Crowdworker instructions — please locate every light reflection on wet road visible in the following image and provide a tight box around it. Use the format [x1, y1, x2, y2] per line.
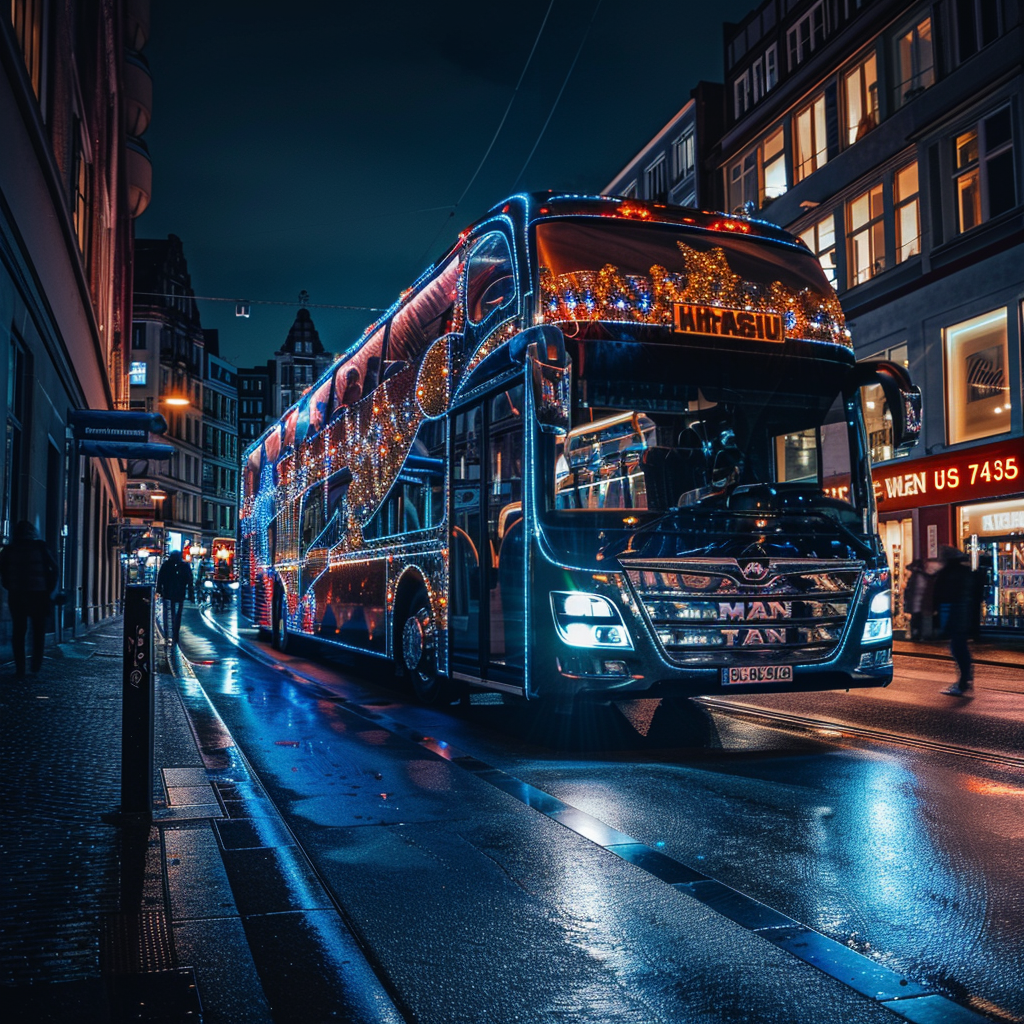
[179, 608, 1023, 1023]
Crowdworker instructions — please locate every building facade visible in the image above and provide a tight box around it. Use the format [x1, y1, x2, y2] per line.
[237, 363, 274, 450]
[270, 307, 335, 420]
[130, 236, 205, 560]
[201, 330, 239, 552]
[714, 0, 1023, 632]
[2, 0, 152, 630]
[605, 83, 725, 208]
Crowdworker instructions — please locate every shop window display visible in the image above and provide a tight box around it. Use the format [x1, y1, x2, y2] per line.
[960, 500, 1024, 629]
[944, 309, 1010, 444]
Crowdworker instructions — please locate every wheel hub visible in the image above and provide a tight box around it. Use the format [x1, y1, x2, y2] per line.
[402, 613, 426, 671]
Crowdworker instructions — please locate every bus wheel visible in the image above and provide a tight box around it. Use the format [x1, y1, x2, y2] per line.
[271, 585, 289, 652]
[401, 589, 452, 705]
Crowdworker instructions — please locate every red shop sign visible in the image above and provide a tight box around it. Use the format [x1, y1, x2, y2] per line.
[824, 438, 1024, 512]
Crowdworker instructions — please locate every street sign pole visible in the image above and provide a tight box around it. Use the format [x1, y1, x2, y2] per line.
[119, 584, 155, 820]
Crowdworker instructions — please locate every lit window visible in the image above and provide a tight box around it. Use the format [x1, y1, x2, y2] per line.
[844, 52, 878, 146]
[794, 95, 827, 182]
[954, 108, 1016, 234]
[727, 149, 758, 214]
[895, 17, 935, 107]
[129, 361, 147, 386]
[799, 215, 837, 288]
[763, 128, 787, 201]
[847, 184, 886, 285]
[895, 162, 921, 262]
[944, 309, 1010, 443]
[10, 0, 44, 99]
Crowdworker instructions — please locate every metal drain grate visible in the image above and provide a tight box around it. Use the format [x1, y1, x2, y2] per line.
[100, 909, 176, 975]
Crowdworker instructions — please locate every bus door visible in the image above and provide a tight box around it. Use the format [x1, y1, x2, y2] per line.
[449, 383, 526, 682]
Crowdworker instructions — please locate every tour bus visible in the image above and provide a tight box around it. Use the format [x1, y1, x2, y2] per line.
[239, 193, 921, 707]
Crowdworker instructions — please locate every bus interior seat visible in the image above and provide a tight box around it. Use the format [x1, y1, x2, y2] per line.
[641, 447, 697, 510]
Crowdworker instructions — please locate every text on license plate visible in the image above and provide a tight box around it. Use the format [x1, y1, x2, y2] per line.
[723, 665, 794, 684]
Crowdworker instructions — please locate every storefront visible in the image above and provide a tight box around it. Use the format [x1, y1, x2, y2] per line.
[870, 438, 1023, 634]
[959, 499, 1024, 629]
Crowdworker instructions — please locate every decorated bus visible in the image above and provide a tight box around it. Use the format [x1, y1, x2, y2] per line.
[239, 193, 921, 706]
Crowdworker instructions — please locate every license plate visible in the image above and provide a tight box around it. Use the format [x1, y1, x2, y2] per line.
[723, 665, 794, 684]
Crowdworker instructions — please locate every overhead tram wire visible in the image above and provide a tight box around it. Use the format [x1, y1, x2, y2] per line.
[134, 292, 386, 313]
[412, 0, 556, 270]
[511, 0, 604, 192]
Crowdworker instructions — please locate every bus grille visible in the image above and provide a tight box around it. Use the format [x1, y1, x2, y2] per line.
[621, 559, 862, 666]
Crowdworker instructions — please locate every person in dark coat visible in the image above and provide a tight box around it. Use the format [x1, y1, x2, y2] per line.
[904, 560, 929, 642]
[933, 546, 980, 695]
[0, 521, 58, 679]
[156, 550, 195, 646]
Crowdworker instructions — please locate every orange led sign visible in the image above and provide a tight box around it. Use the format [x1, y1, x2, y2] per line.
[673, 304, 783, 342]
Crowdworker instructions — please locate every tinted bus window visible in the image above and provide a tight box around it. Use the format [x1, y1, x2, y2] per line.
[467, 233, 516, 324]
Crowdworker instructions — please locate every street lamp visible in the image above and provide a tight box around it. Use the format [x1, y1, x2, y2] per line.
[162, 396, 189, 407]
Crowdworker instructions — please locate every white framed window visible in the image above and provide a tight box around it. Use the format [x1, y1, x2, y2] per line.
[895, 162, 921, 262]
[944, 309, 1011, 443]
[787, 0, 826, 70]
[734, 72, 751, 119]
[645, 156, 667, 201]
[894, 16, 935, 107]
[954, 108, 1016, 234]
[794, 94, 827, 182]
[847, 184, 886, 285]
[844, 51, 878, 146]
[673, 131, 695, 181]
[765, 44, 778, 91]
[727, 149, 758, 213]
[799, 215, 837, 288]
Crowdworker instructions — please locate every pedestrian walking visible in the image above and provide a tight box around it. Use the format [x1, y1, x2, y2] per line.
[904, 560, 929, 642]
[0, 521, 59, 679]
[156, 550, 195, 647]
[933, 546, 981, 696]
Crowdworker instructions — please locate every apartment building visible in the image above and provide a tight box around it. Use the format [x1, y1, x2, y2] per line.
[716, 0, 1023, 631]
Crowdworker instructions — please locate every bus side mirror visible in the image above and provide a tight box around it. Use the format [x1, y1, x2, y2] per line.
[523, 327, 571, 436]
[852, 360, 922, 453]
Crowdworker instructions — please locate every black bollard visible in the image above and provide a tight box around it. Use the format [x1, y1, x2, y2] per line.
[120, 584, 155, 819]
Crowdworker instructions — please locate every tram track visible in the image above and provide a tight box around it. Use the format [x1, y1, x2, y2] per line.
[190, 608, 1011, 1024]
[694, 696, 1024, 770]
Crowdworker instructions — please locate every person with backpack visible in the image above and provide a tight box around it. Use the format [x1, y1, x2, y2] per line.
[156, 550, 195, 647]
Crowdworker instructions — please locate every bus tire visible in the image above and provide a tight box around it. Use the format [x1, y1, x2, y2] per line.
[401, 588, 454, 705]
[271, 584, 290, 653]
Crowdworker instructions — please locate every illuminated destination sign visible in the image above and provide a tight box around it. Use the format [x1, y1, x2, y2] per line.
[673, 304, 784, 342]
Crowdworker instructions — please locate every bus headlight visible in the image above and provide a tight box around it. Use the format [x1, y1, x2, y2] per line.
[550, 591, 633, 650]
[869, 591, 891, 615]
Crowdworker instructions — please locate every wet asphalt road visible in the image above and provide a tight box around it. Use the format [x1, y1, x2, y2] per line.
[177, 606, 1023, 1024]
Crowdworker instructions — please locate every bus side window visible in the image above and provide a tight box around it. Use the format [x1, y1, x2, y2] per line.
[467, 232, 516, 325]
[300, 482, 326, 554]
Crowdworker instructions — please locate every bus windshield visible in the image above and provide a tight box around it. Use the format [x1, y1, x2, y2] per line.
[534, 218, 847, 348]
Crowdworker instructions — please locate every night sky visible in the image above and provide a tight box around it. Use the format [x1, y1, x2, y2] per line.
[138, 0, 756, 368]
